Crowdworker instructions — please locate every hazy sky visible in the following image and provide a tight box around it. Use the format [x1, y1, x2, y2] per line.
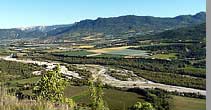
[0, 0, 206, 28]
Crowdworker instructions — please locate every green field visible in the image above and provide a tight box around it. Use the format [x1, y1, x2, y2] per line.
[5, 76, 41, 90]
[53, 49, 148, 57]
[107, 49, 148, 56]
[53, 50, 95, 57]
[0, 48, 11, 56]
[171, 96, 206, 110]
[64, 86, 206, 110]
[8, 76, 41, 85]
[64, 86, 144, 110]
[182, 66, 206, 74]
[94, 53, 125, 58]
[150, 53, 177, 59]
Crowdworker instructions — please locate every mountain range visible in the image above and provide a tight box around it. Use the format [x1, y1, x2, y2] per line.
[0, 12, 206, 41]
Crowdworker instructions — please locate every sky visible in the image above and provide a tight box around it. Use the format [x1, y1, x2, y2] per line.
[0, 0, 206, 29]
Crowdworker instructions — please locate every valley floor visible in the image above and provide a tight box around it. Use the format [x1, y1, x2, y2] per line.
[0, 55, 206, 96]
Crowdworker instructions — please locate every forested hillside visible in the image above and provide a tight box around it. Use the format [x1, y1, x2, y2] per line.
[128, 22, 206, 43]
[0, 12, 206, 40]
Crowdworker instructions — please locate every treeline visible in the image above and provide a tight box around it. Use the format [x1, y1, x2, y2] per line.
[192, 60, 206, 68]
[65, 64, 92, 86]
[124, 67, 205, 90]
[44, 54, 205, 78]
[0, 60, 42, 79]
[127, 87, 206, 110]
[129, 44, 187, 52]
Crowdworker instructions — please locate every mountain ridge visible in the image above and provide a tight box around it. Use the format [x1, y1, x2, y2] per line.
[0, 12, 206, 40]
[44, 11, 206, 37]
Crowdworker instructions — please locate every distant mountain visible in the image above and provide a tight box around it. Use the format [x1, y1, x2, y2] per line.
[16, 24, 72, 32]
[152, 23, 206, 40]
[0, 29, 23, 39]
[0, 24, 72, 40]
[0, 12, 206, 40]
[48, 12, 206, 36]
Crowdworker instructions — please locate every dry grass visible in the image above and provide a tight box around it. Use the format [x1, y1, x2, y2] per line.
[0, 86, 73, 110]
[77, 45, 95, 49]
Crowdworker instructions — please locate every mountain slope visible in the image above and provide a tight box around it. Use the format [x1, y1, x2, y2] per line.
[153, 23, 206, 40]
[0, 12, 206, 40]
[0, 24, 72, 40]
[48, 12, 206, 36]
[128, 23, 206, 43]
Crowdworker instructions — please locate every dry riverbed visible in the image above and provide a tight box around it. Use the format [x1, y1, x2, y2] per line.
[0, 55, 206, 96]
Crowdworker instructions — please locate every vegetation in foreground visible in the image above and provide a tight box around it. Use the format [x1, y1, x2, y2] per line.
[1, 65, 156, 110]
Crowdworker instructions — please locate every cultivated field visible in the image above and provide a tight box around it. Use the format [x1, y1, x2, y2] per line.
[150, 53, 178, 59]
[87, 46, 148, 57]
[64, 86, 145, 110]
[171, 96, 206, 110]
[87, 46, 138, 53]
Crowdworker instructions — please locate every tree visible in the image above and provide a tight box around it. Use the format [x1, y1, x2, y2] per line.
[88, 77, 109, 110]
[33, 65, 75, 108]
[130, 102, 155, 110]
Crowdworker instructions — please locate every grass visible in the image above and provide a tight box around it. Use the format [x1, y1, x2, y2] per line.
[9, 77, 41, 84]
[182, 66, 206, 74]
[107, 49, 148, 56]
[64, 86, 144, 110]
[0, 98, 62, 110]
[0, 73, 21, 82]
[6, 76, 41, 88]
[93, 53, 125, 58]
[0, 86, 72, 110]
[103, 89, 144, 110]
[171, 96, 206, 110]
[0, 48, 11, 56]
[150, 53, 177, 59]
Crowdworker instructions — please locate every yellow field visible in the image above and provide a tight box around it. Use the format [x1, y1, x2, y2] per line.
[77, 45, 95, 49]
[87, 46, 138, 53]
[82, 36, 102, 41]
